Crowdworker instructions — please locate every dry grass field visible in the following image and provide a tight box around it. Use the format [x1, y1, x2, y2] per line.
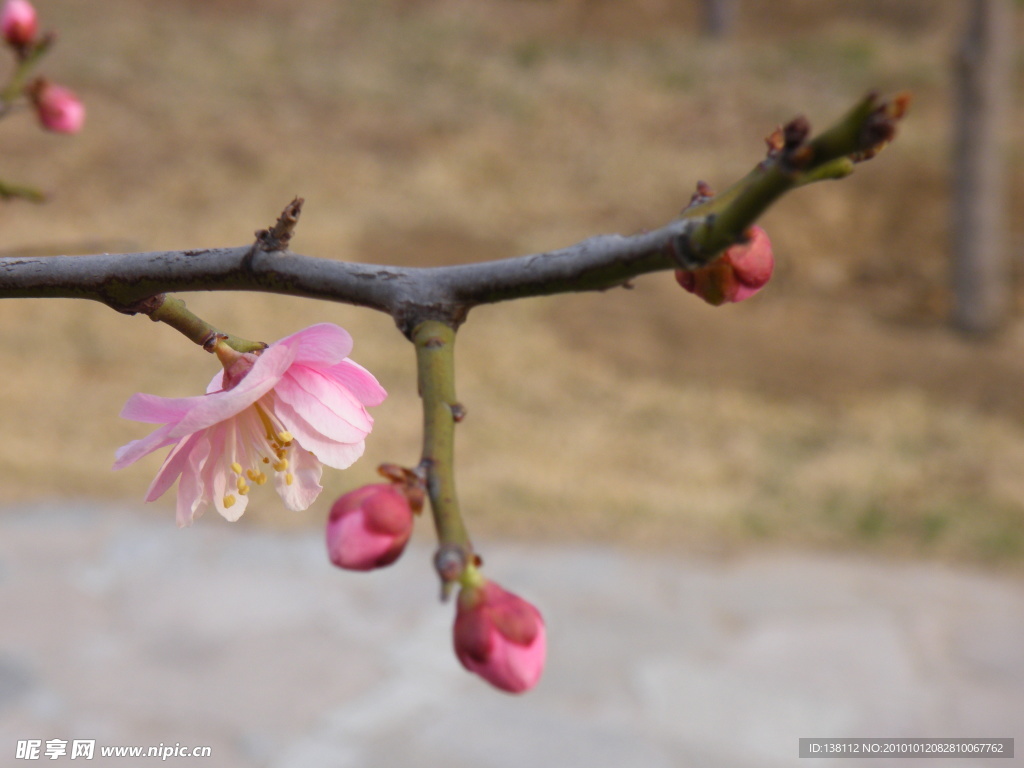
[2, 0, 1024, 568]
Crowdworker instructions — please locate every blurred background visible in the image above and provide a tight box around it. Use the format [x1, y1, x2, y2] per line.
[2, 0, 1023, 567]
[2, 2, 1024, 766]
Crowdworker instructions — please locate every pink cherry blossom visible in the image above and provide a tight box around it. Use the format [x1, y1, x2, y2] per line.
[1, 0, 37, 48]
[114, 323, 386, 527]
[326, 483, 414, 571]
[675, 225, 774, 305]
[453, 578, 546, 693]
[31, 80, 85, 134]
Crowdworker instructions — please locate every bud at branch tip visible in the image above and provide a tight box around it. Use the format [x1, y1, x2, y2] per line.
[2, 0, 37, 49]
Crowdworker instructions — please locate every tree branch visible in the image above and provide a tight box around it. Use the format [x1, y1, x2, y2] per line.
[0, 91, 909, 336]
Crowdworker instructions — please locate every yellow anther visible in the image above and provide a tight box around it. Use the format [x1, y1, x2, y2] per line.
[246, 469, 260, 482]
[277, 430, 294, 445]
[285, 473, 294, 486]
[254, 472, 268, 485]
[236, 477, 249, 494]
[273, 458, 288, 472]
[231, 462, 243, 475]
[223, 494, 236, 509]
[262, 456, 270, 464]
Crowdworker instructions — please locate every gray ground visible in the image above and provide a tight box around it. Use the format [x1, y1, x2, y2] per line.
[0, 503, 1021, 767]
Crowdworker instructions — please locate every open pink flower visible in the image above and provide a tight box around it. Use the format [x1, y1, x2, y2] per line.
[1, 0, 37, 48]
[454, 578, 546, 693]
[675, 225, 774, 305]
[114, 323, 386, 527]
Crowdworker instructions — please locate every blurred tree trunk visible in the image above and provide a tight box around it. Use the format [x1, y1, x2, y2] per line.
[700, 0, 737, 38]
[950, 0, 1014, 335]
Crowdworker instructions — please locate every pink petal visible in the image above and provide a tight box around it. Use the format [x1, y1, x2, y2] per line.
[274, 444, 323, 512]
[176, 431, 212, 527]
[274, 323, 353, 367]
[327, 511, 398, 569]
[113, 423, 179, 469]
[325, 359, 387, 407]
[120, 392, 205, 424]
[274, 368, 373, 441]
[144, 431, 204, 502]
[728, 226, 773, 288]
[199, 424, 246, 522]
[206, 370, 225, 394]
[731, 284, 762, 302]
[272, 397, 367, 469]
[486, 622, 547, 693]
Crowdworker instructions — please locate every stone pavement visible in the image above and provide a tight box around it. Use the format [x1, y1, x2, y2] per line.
[0, 502, 1021, 767]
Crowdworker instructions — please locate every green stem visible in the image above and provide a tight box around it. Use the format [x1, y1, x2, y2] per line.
[144, 294, 264, 353]
[413, 320, 473, 583]
[0, 36, 54, 106]
[0, 178, 45, 202]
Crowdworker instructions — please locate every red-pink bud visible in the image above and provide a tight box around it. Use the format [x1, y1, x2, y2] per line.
[453, 579, 546, 693]
[675, 225, 774, 305]
[31, 81, 85, 134]
[326, 484, 413, 571]
[1, 0, 36, 48]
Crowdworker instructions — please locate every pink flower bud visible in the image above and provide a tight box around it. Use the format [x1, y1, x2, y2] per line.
[453, 579, 546, 693]
[326, 484, 414, 571]
[675, 225, 774, 306]
[31, 81, 85, 134]
[1, 0, 37, 48]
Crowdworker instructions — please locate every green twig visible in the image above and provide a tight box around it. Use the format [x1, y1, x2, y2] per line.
[0, 178, 45, 202]
[0, 34, 54, 108]
[676, 91, 910, 268]
[413, 320, 473, 589]
[139, 294, 265, 353]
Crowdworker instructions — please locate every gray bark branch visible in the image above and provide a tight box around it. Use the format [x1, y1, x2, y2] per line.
[0, 219, 694, 336]
[0, 91, 909, 337]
